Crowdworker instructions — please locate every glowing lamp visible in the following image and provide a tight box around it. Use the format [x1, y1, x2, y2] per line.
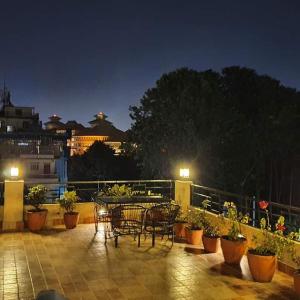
[179, 168, 190, 179]
[10, 167, 19, 177]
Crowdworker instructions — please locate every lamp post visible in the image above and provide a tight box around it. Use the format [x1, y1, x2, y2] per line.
[10, 167, 19, 178]
[3, 165, 24, 231]
[179, 168, 190, 179]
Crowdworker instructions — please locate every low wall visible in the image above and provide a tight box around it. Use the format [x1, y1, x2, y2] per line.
[23, 202, 95, 228]
[202, 209, 300, 274]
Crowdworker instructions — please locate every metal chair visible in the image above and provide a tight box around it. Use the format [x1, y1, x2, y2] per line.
[144, 203, 180, 246]
[111, 204, 146, 247]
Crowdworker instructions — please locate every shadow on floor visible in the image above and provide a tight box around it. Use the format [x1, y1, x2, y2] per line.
[184, 247, 206, 255]
[209, 262, 245, 279]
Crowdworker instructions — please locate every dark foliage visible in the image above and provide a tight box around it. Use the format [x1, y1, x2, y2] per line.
[128, 67, 300, 205]
[68, 141, 140, 180]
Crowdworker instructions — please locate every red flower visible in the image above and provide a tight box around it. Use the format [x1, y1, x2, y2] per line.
[258, 201, 269, 210]
[276, 224, 286, 232]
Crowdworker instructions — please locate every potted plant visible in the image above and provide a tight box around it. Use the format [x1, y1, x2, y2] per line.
[174, 209, 188, 240]
[185, 208, 204, 245]
[247, 201, 294, 282]
[25, 185, 48, 232]
[220, 201, 250, 264]
[201, 199, 221, 253]
[57, 191, 79, 229]
[97, 184, 133, 202]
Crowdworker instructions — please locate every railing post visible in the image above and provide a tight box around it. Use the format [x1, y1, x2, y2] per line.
[175, 180, 192, 213]
[2, 179, 24, 231]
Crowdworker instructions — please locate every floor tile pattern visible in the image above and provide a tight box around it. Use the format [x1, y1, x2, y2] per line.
[0, 224, 298, 300]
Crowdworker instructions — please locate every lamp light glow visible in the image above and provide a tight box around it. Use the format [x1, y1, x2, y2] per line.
[179, 168, 190, 178]
[10, 167, 19, 177]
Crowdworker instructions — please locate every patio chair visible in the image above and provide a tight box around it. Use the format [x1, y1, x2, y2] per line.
[111, 204, 147, 247]
[144, 203, 180, 247]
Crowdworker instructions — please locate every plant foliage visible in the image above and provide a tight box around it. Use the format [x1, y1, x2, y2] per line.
[250, 201, 294, 258]
[223, 201, 250, 241]
[26, 185, 47, 211]
[57, 191, 79, 214]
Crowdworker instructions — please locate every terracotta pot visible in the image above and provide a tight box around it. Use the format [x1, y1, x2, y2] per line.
[185, 228, 203, 245]
[27, 209, 48, 232]
[202, 235, 220, 253]
[294, 270, 300, 296]
[247, 251, 276, 282]
[64, 212, 79, 229]
[220, 236, 247, 264]
[174, 222, 188, 239]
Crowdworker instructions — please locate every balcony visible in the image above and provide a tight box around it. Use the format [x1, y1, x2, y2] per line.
[0, 180, 300, 299]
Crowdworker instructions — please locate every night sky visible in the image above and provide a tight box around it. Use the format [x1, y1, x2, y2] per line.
[0, 1, 299, 130]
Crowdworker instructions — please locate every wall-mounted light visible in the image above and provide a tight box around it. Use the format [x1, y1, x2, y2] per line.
[179, 168, 190, 179]
[10, 167, 19, 178]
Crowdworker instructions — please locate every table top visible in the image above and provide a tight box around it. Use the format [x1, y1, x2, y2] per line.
[95, 195, 169, 205]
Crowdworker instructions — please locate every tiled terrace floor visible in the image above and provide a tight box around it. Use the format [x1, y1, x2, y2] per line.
[0, 224, 298, 300]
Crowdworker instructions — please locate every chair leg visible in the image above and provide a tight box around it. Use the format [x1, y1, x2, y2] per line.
[115, 236, 118, 248]
[152, 230, 155, 247]
[138, 233, 141, 247]
[172, 227, 174, 245]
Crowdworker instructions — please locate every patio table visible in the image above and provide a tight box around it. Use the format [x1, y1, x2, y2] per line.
[93, 195, 170, 240]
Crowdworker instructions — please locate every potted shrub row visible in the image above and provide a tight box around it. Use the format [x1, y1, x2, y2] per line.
[25, 184, 80, 231]
[177, 199, 221, 252]
[180, 198, 300, 294]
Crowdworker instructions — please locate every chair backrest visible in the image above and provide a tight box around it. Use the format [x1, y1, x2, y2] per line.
[111, 204, 146, 228]
[146, 203, 180, 225]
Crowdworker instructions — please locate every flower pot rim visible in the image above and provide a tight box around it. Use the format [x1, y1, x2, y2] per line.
[64, 211, 79, 215]
[221, 235, 246, 242]
[175, 221, 188, 224]
[248, 248, 276, 257]
[187, 227, 203, 232]
[27, 208, 48, 213]
[203, 234, 220, 239]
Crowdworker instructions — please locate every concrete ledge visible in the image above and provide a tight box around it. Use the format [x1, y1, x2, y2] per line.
[23, 202, 95, 229]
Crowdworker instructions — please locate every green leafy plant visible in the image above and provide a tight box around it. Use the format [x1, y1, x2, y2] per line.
[250, 201, 294, 258]
[201, 199, 221, 237]
[57, 191, 79, 214]
[26, 185, 47, 211]
[98, 184, 133, 198]
[286, 231, 300, 270]
[175, 207, 188, 223]
[223, 201, 250, 241]
[186, 207, 205, 230]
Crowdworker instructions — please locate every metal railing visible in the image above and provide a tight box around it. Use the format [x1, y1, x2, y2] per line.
[0, 182, 4, 205]
[24, 180, 174, 204]
[191, 184, 300, 232]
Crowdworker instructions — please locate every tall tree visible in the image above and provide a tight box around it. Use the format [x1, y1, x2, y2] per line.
[129, 67, 300, 204]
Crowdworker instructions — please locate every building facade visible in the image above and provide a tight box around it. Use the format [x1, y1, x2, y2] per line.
[0, 87, 68, 184]
[45, 112, 126, 156]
